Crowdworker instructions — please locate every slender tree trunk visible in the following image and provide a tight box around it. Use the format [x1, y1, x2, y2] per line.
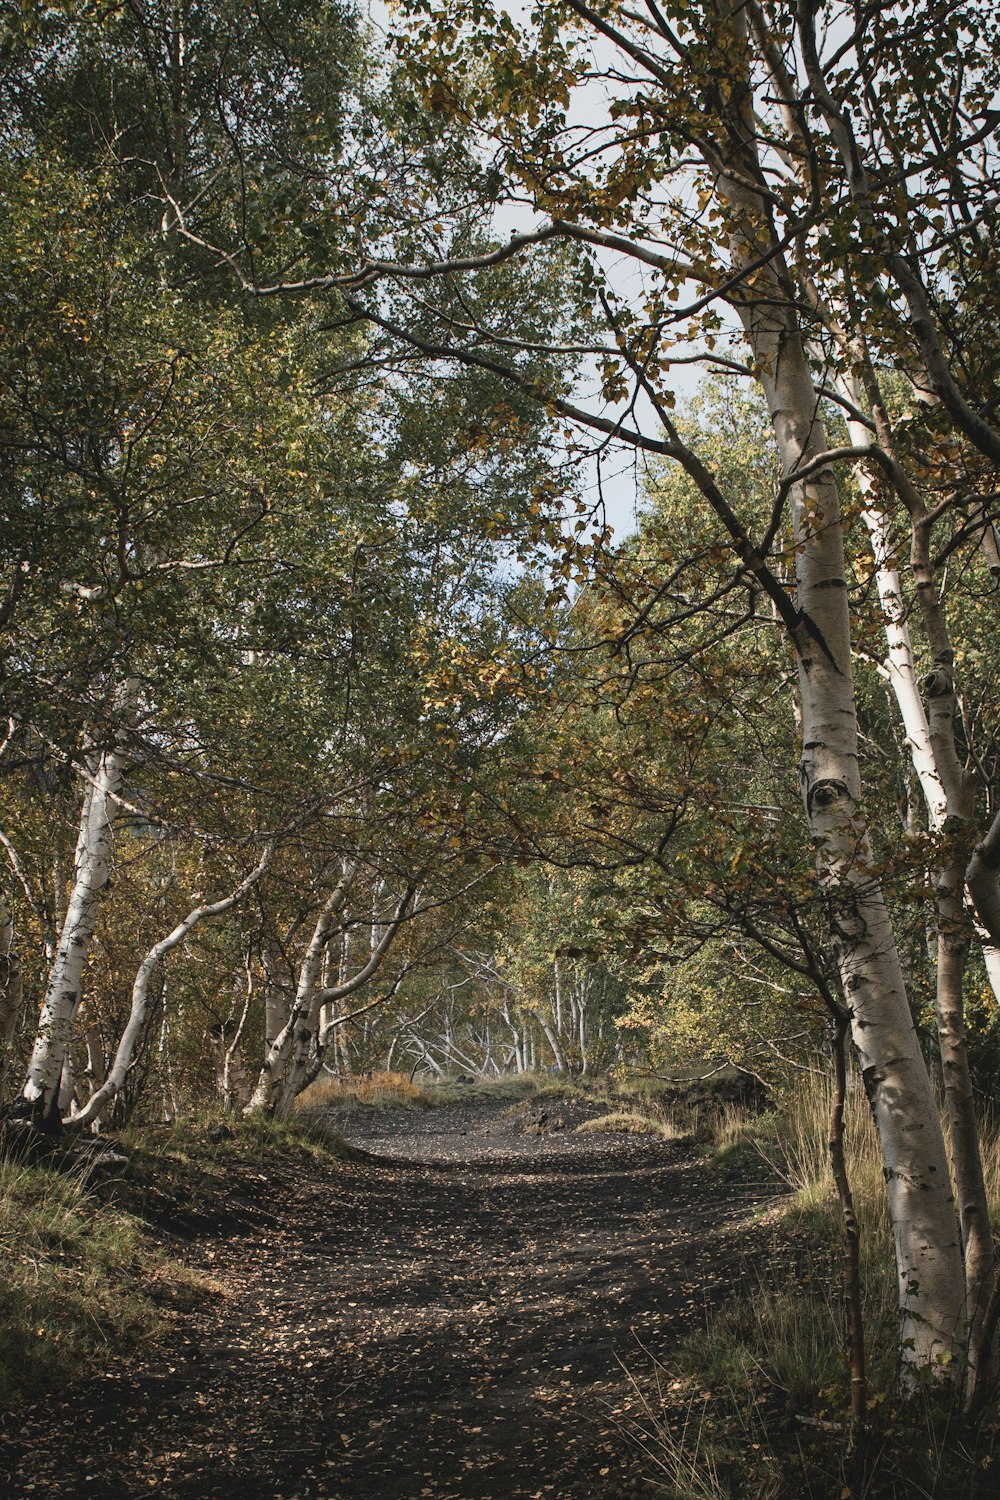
[248, 878, 413, 1118]
[22, 735, 130, 1128]
[247, 866, 354, 1116]
[553, 952, 563, 1036]
[971, 500, 1000, 591]
[577, 970, 588, 1075]
[529, 1008, 567, 1071]
[712, 3, 966, 1370]
[221, 956, 255, 1114]
[261, 945, 289, 1058]
[838, 375, 995, 1374]
[829, 1015, 866, 1427]
[0, 889, 23, 1105]
[158, 977, 179, 1122]
[71, 850, 271, 1129]
[501, 1000, 523, 1073]
[765, 350, 964, 1369]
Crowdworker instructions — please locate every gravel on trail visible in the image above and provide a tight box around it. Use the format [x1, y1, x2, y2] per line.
[1, 1098, 776, 1500]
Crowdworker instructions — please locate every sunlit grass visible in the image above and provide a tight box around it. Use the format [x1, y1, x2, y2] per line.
[576, 1109, 683, 1139]
[0, 1156, 158, 1406]
[297, 1069, 431, 1112]
[632, 1071, 1000, 1498]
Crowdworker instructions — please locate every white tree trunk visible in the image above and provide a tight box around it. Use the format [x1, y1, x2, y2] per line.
[838, 378, 995, 1372]
[246, 865, 354, 1115]
[157, 977, 180, 1122]
[713, 7, 966, 1369]
[70, 848, 271, 1129]
[528, 1008, 567, 1072]
[22, 739, 129, 1126]
[248, 877, 414, 1118]
[777, 386, 964, 1370]
[221, 959, 255, 1114]
[971, 500, 1000, 590]
[577, 974, 588, 1076]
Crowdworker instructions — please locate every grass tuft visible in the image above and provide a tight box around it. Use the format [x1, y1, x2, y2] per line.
[0, 1156, 159, 1406]
[576, 1110, 682, 1139]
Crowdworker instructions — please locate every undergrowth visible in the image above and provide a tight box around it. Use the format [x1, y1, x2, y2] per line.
[297, 1067, 614, 1111]
[0, 1156, 159, 1407]
[0, 1110, 349, 1409]
[633, 1075, 1000, 1498]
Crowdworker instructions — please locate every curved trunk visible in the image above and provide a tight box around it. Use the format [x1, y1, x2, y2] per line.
[71, 849, 271, 1129]
[247, 867, 354, 1117]
[528, 1009, 567, 1072]
[248, 877, 413, 1119]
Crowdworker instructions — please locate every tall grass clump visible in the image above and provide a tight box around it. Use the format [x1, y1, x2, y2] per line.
[576, 1109, 682, 1139]
[635, 1070, 1000, 1499]
[0, 1157, 158, 1406]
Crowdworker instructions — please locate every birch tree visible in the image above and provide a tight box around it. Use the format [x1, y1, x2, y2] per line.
[20, 686, 137, 1127]
[69, 846, 272, 1129]
[250, 895, 418, 1118]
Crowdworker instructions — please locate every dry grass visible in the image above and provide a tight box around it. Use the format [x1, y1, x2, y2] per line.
[631, 1071, 1000, 1498]
[978, 1112, 1000, 1227]
[576, 1109, 683, 1140]
[296, 1069, 430, 1112]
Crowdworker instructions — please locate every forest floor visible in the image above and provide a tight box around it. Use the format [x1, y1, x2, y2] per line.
[0, 1096, 778, 1500]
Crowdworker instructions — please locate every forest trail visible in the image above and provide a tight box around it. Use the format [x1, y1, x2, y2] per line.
[2, 1101, 775, 1499]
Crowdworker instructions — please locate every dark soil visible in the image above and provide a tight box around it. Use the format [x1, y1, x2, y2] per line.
[0, 1100, 777, 1499]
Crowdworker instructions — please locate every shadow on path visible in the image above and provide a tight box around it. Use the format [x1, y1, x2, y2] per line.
[2, 1102, 776, 1499]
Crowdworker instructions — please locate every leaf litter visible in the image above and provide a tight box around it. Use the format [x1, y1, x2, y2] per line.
[1, 1099, 775, 1498]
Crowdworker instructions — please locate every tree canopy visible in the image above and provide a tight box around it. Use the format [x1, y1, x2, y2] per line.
[3, 0, 1000, 1416]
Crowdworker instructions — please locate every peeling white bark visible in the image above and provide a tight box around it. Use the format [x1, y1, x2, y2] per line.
[835, 373, 994, 1371]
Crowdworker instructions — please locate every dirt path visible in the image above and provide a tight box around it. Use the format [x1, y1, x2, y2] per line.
[2, 1102, 775, 1499]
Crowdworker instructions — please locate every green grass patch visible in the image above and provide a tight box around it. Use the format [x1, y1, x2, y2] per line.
[0, 1156, 160, 1407]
